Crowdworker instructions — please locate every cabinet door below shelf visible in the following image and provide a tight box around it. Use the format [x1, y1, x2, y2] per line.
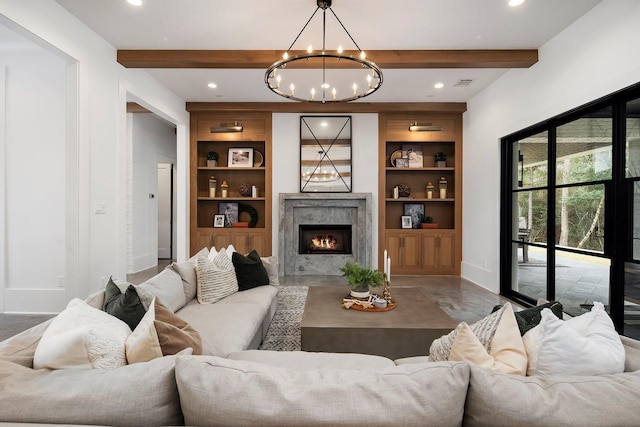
[193, 229, 270, 256]
[386, 232, 421, 273]
[421, 230, 456, 275]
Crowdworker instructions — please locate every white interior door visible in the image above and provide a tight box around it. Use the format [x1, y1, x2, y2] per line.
[157, 163, 172, 259]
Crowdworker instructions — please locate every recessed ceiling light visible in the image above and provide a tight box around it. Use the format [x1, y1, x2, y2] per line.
[434, 82, 444, 89]
[508, 0, 525, 6]
[207, 83, 218, 89]
[127, 0, 143, 6]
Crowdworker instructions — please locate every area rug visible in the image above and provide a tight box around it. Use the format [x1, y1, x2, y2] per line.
[259, 285, 308, 351]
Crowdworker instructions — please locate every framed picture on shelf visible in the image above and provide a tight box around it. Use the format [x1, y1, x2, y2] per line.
[213, 214, 225, 228]
[401, 215, 412, 229]
[218, 202, 239, 227]
[402, 144, 423, 168]
[227, 148, 254, 168]
[395, 158, 409, 168]
[404, 203, 425, 229]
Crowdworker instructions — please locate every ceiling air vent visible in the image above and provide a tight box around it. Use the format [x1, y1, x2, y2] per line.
[454, 79, 475, 87]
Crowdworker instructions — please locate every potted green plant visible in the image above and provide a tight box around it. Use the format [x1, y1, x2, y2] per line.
[340, 260, 384, 298]
[207, 151, 219, 167]
[420, 215, 439, 229]
[434, 152, 447, 168]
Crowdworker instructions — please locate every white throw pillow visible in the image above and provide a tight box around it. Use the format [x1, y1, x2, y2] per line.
[260, 256, 280, 286]
[34, 298, 131, 370]
[525, 302, 625, 376]
[207, 245, 235, 262]
[196, 248, 238, 304]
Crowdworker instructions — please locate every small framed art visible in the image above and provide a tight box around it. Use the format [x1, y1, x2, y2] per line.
[404, 203, 425, 229]
[213, 214, 225, 228]
[227, 148, 254, 168]
[395, 158, 409, 168]
[401, 215, 412, 229]
[219, 202, 239, 227]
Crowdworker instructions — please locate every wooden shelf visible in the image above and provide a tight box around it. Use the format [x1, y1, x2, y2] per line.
[379, 112, 462, 275]
[385, 198, 454, 202]
[190, 111, 272, 256]
[197, 197, 266, 201]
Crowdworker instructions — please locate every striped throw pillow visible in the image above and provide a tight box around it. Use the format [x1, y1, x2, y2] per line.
[195, 249, 238, 304]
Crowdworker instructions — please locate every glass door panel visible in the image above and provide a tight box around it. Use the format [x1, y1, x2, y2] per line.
[513, 244, 547, 301]
[625, 98, 640, 178]
[556, 107, 612, 185]
[515, 131, 548, 189]
[555, 250, 610, 317]
[554, 184, 605, 253]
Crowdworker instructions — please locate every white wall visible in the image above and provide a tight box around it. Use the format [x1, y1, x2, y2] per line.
[462, 0, 640, 293]
[0, 0, 188, 313]
[129, 113, 177, 273]
[271, 113, 380, 268]
[0, 46, 67, 312]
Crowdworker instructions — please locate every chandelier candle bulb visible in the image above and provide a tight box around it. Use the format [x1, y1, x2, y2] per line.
[290, 83, 295, 96]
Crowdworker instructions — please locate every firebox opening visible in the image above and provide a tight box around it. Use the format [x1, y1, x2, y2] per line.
[299, 225, 352, 255]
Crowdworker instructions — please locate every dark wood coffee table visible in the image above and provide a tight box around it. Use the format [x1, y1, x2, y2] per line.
[301, 286, 458, 359]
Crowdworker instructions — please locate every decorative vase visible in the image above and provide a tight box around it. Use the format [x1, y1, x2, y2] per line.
[207, 160, 218, 167]
[436, 160, 446, 168]
[397, 183, 411, 197]
[238, 182, 252, 197]
[350, 284, 370, 298]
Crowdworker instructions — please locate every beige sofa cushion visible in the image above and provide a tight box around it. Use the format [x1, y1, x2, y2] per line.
[175, 355, 470, 427]
[0, 355, 183, 426]
[227, 350, 396, 370]
[464, 364, 640, 427]
[136, 267, 187, 312]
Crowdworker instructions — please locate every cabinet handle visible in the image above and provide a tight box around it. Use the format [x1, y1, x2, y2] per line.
[436, 236, 441, 249]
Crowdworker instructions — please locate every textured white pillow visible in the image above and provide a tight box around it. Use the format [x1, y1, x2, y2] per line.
[34, 298, 131, 370]
[196, 248, 238, 304]
[525, 302, 625, 376]
[430, 304, 507, 362]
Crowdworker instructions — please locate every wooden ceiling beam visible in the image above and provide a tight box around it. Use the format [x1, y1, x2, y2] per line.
[117, 49, 538, 69]
[185, 102, 467, 113]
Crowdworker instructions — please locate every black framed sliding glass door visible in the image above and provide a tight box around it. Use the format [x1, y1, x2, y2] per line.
[501, 82, 640, 338]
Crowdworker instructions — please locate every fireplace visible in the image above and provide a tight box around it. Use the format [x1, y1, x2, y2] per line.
[299, 225, 352, 255]
[279, 193, 372, 276]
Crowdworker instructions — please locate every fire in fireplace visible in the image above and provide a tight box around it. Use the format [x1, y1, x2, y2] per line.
[299, 225, 352, 255]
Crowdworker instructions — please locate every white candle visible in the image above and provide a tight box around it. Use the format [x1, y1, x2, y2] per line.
[383, 249, 388, 275]
[387, 257, 391, 282]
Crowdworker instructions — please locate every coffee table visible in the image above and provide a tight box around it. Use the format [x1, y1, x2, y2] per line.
[301, 286, 458, 359]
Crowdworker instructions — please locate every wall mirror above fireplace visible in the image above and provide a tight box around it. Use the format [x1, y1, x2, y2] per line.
[300, 116, 352, 193]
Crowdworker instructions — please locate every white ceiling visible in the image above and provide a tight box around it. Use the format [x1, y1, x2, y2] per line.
[5, 0, 603, 103]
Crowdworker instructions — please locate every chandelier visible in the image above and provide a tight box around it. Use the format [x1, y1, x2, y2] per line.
[265, 0, 383, 103]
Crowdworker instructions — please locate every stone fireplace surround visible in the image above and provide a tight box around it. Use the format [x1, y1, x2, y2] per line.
[279, 193, 372, 276]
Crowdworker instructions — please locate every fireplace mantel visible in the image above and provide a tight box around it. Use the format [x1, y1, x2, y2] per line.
[279, 193, 372, 276]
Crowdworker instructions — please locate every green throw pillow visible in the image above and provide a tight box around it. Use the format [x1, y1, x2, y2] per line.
[231, 250, 270, 291]
[103, 277, 147, 330]
[492, 301, 563, 335]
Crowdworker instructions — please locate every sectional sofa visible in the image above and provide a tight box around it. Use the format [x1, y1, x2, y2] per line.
[1, 249, 640, 426]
